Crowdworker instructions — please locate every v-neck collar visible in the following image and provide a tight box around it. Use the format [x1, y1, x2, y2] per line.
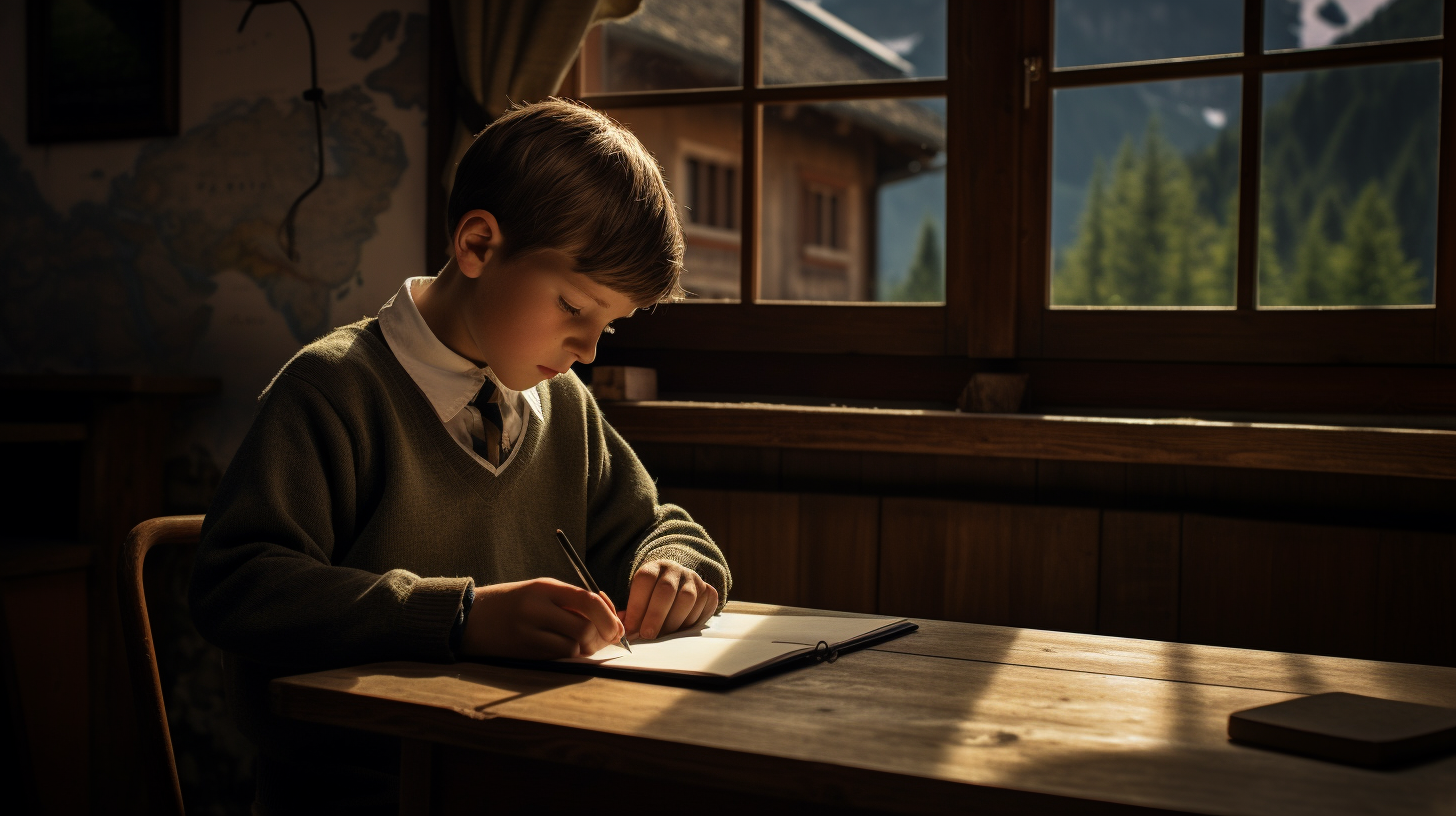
[356, 320, 548, 489]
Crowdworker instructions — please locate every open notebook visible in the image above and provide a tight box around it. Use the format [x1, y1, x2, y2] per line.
[548, 611, 917, 688]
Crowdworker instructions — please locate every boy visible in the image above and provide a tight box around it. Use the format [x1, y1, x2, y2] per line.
[190, 99, 731, 812]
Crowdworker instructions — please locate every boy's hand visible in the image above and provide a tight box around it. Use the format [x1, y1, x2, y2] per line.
[462, 578, 624, 660]
[623, 560, 718, 641]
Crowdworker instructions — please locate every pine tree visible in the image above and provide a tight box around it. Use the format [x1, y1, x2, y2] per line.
[1054, 159, 1107, 305]
[1056, 117, 1232, 307]
[890, 214, 943, 302]
[1255, 185, 1289, 305]
[1279, 200, 1339, 306]
[1334, 182, 1423, 305]
[1098, 136, 1142, 306]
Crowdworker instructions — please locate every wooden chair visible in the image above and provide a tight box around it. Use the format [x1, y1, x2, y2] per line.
[118, 515, 204, 816]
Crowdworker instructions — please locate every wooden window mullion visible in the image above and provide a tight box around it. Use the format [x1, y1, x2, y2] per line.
[1439, 12, 1455, 362]
[1235, 0, 1264, 311]
[742, 0, 762, 304]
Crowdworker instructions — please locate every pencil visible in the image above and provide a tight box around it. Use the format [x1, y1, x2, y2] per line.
[554, 529, 632, 653]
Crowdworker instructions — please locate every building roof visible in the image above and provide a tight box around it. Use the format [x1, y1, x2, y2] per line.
[605, 0, 945, 152]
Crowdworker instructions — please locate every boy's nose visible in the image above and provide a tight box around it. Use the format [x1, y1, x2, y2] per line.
[566, 335, 598, 366]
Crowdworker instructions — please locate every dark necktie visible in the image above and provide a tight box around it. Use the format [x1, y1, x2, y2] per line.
[469, 379, 507, 465]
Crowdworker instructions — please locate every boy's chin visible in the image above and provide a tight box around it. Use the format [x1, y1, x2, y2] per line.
[497, 366, 557, 390]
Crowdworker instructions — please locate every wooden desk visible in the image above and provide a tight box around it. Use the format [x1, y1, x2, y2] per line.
[272, 602, 1456, 815]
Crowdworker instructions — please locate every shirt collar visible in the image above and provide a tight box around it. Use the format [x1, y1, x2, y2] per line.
[377, 276, 543, 423]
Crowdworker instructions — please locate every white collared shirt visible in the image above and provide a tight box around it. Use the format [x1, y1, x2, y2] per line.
[377, 276, 543, 474]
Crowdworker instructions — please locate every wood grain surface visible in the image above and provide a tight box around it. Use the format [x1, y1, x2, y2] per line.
[877, 499, 1100, 632]
[602, 401, 1456, 480]
[274, 603, 1456, 816]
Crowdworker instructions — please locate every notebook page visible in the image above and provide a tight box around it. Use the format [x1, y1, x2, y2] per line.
[688, 612, 900, 645]
[564, 637, 810, 677]
[559, 612, 902, 677]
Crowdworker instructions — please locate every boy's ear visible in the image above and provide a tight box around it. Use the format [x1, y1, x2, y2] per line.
[452, 209, 504, 279]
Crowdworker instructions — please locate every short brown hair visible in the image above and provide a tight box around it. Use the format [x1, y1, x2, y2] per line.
[447, 98, 684, 305]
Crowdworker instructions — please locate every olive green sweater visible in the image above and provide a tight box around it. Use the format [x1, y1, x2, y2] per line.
[190, 318, 731, 673]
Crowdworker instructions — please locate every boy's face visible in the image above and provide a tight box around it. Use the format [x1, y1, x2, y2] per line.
[459, 241, 638, 392]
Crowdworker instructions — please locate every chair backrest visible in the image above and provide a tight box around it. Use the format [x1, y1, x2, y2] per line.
[118, 515, 204, 816]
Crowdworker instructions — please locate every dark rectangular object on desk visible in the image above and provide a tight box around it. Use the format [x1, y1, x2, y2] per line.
[1229, 692, 1456, 768]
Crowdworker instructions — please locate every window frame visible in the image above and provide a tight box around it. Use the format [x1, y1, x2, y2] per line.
[1017, 0, 1456, 365]
[573, 0, 998, 357]
[431, 0, 1454, 368]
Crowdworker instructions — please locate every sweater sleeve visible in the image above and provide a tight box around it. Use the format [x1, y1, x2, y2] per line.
[189, 371, 474, 670]
[580, 391, 732, 612]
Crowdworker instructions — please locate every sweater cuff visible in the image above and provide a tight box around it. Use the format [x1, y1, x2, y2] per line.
[402, 576, 474, 662]
[634, 544, 731, 613]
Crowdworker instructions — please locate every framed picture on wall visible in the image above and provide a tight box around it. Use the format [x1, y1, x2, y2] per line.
[26, 0, 179, 143]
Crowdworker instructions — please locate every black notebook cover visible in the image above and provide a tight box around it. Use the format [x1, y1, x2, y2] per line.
[1229, 692, 1456, 768]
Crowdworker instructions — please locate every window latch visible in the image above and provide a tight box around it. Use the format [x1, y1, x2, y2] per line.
[1023, 56, 1044, 110]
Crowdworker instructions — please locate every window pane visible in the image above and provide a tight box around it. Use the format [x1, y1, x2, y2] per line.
[761, 98, 945, 303]
[610, 105, 743, 301]
[582, 0, 742, 93]
[1265, 0, 1442, 53]
[1258, 61, 1438, 308]
[1054, 0, 1243, 70]
[763, 0, 946, 85]
[1050, 78, 1241, 308]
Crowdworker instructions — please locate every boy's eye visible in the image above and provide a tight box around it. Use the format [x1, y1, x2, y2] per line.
[558, 296, 581, 316]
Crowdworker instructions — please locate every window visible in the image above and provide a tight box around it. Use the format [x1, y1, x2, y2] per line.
[682, 142, 742, 300]
[575, 0, 960, 355]
[526, 1, 1454, 366]
[1020, 0, 1451, 364]
[802, 178, 846, 251]
[686, 156, 737, 232]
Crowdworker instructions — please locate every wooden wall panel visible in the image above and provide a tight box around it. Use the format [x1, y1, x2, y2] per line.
[863, 453, 1038, 503]
[661, 488, 802, 606]
[727, 492, 801, 605]
[985, 504, 1100, 633]
[666, 484, 1452, 664]
[1375, 528, 1456, 667]
[781, 450, 865, 494]
[691, 445, 781, 491]
[878, 498, 950, 619]
[1037, 460, 1127, 508]
[941, 503, 1013, 626]
[797, 495, 879, 614]
[880, 499, 1100, 632]
[1124, 463, 1454, 523]
[1181, 515, 1381, 659]
[1098, 511, 1181, 641]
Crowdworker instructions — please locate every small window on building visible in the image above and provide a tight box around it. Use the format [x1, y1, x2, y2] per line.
[685, 156, 738, 231]
[803, 181, 846, 250]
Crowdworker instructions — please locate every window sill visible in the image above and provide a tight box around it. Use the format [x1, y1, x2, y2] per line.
[600, 401, 1456, 481]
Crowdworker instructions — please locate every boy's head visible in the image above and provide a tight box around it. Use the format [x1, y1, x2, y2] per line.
[446, 98, 685, 306]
